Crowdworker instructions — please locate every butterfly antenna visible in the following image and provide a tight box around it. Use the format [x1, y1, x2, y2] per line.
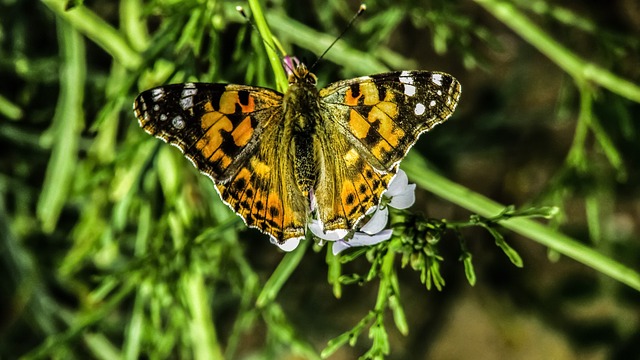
[309, 4, 366, 71]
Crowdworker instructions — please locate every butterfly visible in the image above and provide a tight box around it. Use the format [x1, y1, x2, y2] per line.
[133, 58, 461, 246]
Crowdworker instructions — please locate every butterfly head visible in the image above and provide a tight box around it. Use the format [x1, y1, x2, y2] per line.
[283, 56, 317, 86]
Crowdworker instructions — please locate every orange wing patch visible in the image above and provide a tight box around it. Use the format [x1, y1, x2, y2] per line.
[348, 109, 370, 139]
[232, 116, 254, 147]
[368, 105, 404, 147]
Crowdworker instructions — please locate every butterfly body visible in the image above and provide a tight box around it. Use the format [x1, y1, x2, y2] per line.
[134, 63, 461, 244]
[283, 67, 322, 195]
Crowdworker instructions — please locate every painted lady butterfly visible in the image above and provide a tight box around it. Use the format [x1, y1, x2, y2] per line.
[133, 58, 460, 246]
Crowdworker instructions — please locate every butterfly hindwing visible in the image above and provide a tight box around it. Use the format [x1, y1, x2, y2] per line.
[313, 115, 394, 231]
[215, 117, 308, 240]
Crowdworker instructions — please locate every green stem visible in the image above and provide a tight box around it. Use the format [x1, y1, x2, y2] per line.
[183, 267, 225, 360]
[401, 154, 640, 292]
[266, 12, 389, 75]
[374, 242, 396, 312]
[0, 93, 23, 120]
[36, 19, 86, 233]
[256, 239, 310, 307]
[475, 0, 640, 103]
[247, 0, 288, 91]
[120, 0, 149, 52]
[42, 0, 142, 70]
[565, 85, 591, 170]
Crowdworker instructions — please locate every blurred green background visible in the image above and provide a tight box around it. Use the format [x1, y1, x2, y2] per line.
[1, 0, 639, 359]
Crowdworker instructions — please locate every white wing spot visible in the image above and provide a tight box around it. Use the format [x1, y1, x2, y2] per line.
[182, 88, 197, 97]
[404, 84, 416, 96]
[437, 90, 442, 96]
[415, 103, 426, 115]
[432, 73, 443, 86]
[429, 100, 437, 107]
[153, 104, 160, 111]
[399, 72, 416, 96]
[160, 114, 168, 121]
[399, 72, 414, 85]
[172, 115, 185, 129]
[151, 88, 165, 102]
[180, 96, 193, 110]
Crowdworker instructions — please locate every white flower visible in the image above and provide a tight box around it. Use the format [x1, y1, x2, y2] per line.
[308, 219, 349, 241]
[384, 169, 416, 209]
[309, 218, 393, 255]
[308, 169, 416, 254]
[331, 229, 393, 255]
[355, 169, 416, 235]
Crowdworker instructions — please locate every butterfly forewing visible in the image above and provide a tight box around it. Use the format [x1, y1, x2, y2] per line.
[319, 71, 461, 171]
[134, 83, 282, 181]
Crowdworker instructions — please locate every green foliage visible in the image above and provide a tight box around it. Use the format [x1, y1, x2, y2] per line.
[2, 0, 640, 359]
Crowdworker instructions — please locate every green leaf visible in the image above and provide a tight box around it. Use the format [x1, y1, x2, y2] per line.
[493, 231, 524, 268]
[321, 331, 352, 359]
[461, 252, 476, 286]
[388, 295, 408, 336]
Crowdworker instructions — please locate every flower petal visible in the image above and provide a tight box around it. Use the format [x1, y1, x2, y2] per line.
[349, 229, 393, 246]
[385, 169, 409, 197]
[359, 207, 388, 234]
[282, 56, 299, 77]
[309, 219, 349, 241]
[332, 240, 351, 255]
[270, 236, 302, 252]
[332, 230, 393, 255]
[389, 183, 416, 209]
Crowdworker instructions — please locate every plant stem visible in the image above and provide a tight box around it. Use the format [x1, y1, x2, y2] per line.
[0, 94, 23, 120]
[256, 239, 310, 307]
[247, 0, 288, 91]
[42, 0, 142, 70]
[266, 12, 389, 75]
[36, 19, 85, 233]
[402, 154, 640, 292]
[475, 0, 640, 103]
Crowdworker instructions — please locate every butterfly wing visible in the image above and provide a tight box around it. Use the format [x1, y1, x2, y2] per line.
[134, 83, 307, 241]
[311, 123, 395, 231]
[320, 71, 461, 171]
[315, 71, 461, 230]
